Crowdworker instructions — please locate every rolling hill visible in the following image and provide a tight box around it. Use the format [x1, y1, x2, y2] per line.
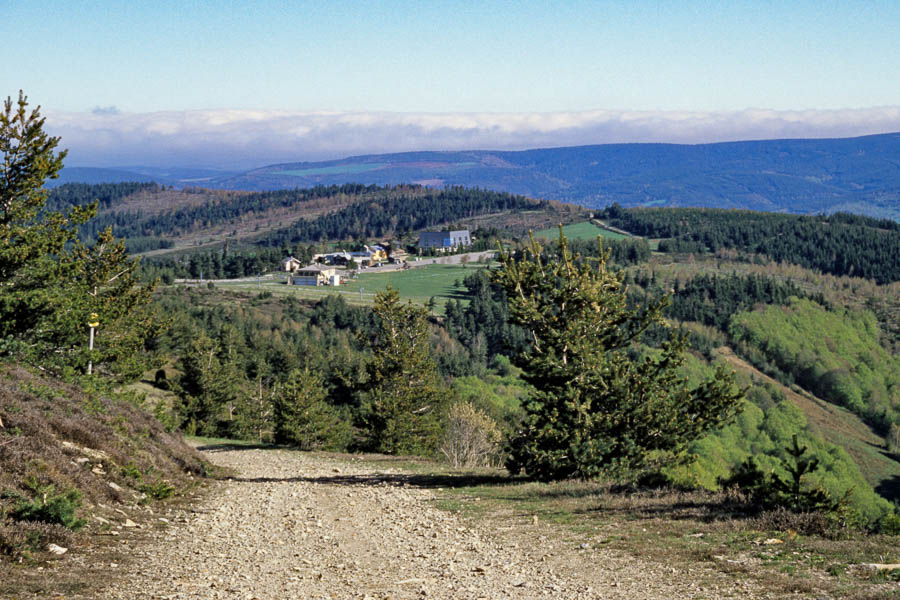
[60, 134, 900, 219]
[187, 133, 900, 219]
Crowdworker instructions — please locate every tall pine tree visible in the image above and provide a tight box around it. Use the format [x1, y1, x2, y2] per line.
[493, 230, 743, 480]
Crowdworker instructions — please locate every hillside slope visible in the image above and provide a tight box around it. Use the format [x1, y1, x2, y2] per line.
[0, 365, 208, 570]
[205, 133, 900, 218]
[715, 347, 900, 503]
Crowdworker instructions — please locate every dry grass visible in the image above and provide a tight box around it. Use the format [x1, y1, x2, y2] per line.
[0, 364, 209, 569]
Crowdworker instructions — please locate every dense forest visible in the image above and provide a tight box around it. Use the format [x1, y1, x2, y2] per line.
[603, 206, 900, 284]
[45, 181, 159, 212]
[140, 247, 288, 282]
[255, 186, 543, 247]
[145, 256, 897, 523]
[47, 182, 385, 241]
[47, 182, 543, 249]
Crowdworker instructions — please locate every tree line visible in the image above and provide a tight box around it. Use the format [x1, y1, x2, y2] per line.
[47, 182, 540, 250]
[602, 205, 900, 284]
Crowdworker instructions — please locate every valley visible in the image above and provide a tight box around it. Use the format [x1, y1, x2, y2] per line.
[5, 176, 900, 598]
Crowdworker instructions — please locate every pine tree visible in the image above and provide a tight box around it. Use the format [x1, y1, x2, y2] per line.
[177, 334, 245, 436]
[0, 92, 160, 378]
[273, 367, 349, 450]
[493, 230, 743, 480]
[1, 91, 82, 349]
[360, 288, 452, 455]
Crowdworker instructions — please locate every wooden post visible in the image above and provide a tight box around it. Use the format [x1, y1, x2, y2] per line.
[87, 313, 99, 375]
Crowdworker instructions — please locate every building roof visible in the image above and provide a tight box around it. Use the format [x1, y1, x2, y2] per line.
[296, 264, 335, 273]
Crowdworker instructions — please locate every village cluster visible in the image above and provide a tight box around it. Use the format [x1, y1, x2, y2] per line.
[280, 229, 472, 286]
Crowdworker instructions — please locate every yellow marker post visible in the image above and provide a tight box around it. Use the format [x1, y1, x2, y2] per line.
[87, 313, 99, 375]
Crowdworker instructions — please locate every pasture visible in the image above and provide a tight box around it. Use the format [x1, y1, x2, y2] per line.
[217, 262, 487, 313]
[533, 221, 629, 241]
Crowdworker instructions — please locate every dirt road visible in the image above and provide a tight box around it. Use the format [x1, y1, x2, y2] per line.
[97, 446, 768, 600]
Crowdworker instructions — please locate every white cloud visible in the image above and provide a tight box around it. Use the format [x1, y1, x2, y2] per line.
[91, 105, 120, 116]
[46, 107, 900, 170]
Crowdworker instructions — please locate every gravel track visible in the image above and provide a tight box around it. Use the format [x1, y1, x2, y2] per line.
[99, 447, 772, 600]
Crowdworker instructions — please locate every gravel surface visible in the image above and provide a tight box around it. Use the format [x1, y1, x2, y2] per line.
[97, 447, 774, 600]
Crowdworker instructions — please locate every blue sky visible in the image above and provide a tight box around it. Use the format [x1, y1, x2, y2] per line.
[3, 1, 900, 167]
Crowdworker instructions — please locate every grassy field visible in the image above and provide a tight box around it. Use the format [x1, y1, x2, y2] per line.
[533, 221, 630, 241]
[216, 262, 489, 313]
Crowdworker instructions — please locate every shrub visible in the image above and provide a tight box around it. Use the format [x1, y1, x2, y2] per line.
[138, 481, 176, 501]
[719, 435, 861, 530]
[440, 401, 503, 468]
[153, 368, 169, 390]
[878, 512, 900, 535]
[5, 478, 86, 531]
[0, 521, 73, 559]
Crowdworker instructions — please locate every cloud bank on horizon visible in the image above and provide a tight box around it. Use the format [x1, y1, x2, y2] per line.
[48, 106, 900, 170]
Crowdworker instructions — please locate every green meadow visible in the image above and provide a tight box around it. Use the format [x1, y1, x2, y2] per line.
[219, 263, 488, 313]
[533, 221, 629, 241]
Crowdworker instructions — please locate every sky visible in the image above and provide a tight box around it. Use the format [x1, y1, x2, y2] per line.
[3, 0, 900, 169]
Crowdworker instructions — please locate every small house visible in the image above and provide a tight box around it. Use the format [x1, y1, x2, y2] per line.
[350, 245, 387, 267]
[314, 251, 353, 266]
[281, 256, 304, 273]
[290, 264, 337, 286]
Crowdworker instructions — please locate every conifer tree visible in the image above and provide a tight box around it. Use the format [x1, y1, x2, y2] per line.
[0, 91, 160, 378]
[493, 230, 743, 480]
[273, 367, 349, 450]
[360, 288, 452, 455]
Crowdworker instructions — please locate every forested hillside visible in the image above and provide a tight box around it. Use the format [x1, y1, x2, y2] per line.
[46, 182, 579, 259]
[603, 206, 900, 284]
[9, 105, 900, 573]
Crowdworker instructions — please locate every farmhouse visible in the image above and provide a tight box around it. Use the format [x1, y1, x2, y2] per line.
[281, 256, 304, 272]
[290, 264, 339, 286]
[418, 229, 471, 251]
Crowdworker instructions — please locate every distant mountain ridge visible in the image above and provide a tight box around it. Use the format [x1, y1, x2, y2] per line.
[50, 166, 239, 188]
[61, 133, 900, 219]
